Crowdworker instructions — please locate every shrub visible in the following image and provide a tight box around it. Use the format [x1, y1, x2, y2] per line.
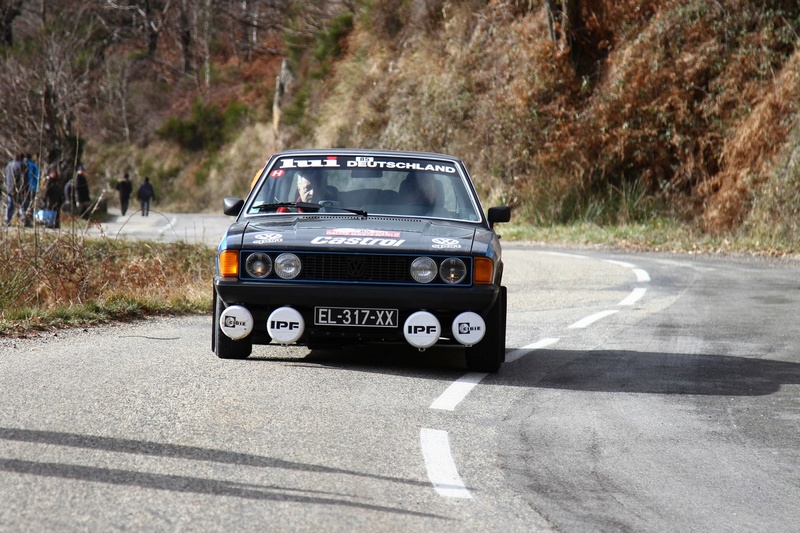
[158, 99, 248, 152]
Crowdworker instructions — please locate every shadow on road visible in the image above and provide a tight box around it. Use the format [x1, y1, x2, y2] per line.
[251, 344, 800, 397]
[505, 348, 800, 396]
[0, 427, 440, 517]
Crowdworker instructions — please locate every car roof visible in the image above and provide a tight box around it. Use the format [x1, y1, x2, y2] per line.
[268, 148, 463, 162]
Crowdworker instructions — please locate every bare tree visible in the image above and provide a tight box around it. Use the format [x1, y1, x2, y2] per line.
[0, 0, 23, 47]
[99, 0, 173, 57]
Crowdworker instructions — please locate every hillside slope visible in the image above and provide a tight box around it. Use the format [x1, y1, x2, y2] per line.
[66, 0, 800, 242]
[292, 0, 800, 238]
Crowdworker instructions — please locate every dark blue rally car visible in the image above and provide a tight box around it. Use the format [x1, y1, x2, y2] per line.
[213, 149, 511, 372]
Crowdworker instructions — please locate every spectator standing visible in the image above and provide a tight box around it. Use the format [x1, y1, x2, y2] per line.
[4, 153, 29, 226]
[22, 154, 39, 227]
[137, 176, 155, 216]
[115, 172, 133, 216]
[65, 165, 92, 219]
[40, 168, 64, 229]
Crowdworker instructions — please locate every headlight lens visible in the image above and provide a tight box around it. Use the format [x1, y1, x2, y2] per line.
[245, 252, 272, 278]
[274, 253, 302, 279]
[410, 256, 437, 283]
[439, 257, 467, 284]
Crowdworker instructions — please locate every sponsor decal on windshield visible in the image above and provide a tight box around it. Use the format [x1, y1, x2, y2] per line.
[326, 228, 401, 238]
[278, 158, 341, 169]
[276, 156, 456, 174]
[346, 159, 456, 173]
[311, 236, 405, 247]
[270, 169, 285, 178]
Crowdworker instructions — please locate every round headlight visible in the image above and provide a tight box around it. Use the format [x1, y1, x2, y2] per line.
[274, 253, 302, 279]
[245, 253, 272, 278]
[439, 257, 467, 284]
[410, 256, 437, 283]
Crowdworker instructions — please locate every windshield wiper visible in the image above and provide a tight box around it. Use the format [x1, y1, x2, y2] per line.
[333, 206, 368, 216]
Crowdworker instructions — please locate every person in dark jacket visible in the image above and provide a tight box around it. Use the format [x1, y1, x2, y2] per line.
[40, 168, 65, 228]
[137, 176, 155, 216]
[115, 172, 133, 216]
[64, 165, 92, 219]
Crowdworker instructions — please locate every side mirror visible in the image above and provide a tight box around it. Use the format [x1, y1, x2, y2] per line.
[487, 206, 511, 228]
[223, 197, 244, 216]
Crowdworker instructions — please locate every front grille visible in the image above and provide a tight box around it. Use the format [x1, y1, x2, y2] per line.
[240, 250, 472, 286]
[301, 254, 410, 282]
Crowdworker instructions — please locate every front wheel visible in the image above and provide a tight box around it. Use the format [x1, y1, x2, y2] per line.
[464, 286, 507, 373]
[212, 289, 252, 359]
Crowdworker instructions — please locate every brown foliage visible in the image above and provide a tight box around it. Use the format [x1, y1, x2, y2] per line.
[702, 49, 800, 232]
[312, 0, 800, 232]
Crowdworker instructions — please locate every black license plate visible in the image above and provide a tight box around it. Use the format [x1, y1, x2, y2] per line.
[314, 307, 398, 327]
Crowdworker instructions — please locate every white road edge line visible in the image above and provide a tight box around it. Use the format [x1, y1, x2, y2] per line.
[568, 309, 619, 329]
[618, 287, 647, 306]
[420, 428, 472, 499]
[506, 337, 560, 363]
[430, 373, 488, 411]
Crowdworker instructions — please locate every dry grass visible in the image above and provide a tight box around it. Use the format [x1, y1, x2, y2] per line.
[0, 225, 215, 338]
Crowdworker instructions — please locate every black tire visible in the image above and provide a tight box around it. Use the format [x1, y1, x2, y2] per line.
[213, 290, 252, 359]
[464, 286, 507, 373]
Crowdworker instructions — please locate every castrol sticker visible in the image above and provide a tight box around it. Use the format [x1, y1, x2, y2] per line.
[451, 312, 486, 347]
[403, 311, 441, 349]
[267, 307, 305, 344]
[311, 236, 405, 247]
[219, 305, 254, 340]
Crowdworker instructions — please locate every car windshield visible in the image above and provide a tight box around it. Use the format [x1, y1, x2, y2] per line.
[245, 155, 483, 222]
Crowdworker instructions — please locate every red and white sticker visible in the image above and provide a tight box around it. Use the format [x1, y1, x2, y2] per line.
[326, 228, 401, 238]
[270, 169, 285, 178]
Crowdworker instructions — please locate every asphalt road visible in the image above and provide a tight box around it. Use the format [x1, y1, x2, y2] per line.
[2, 220, 800, 531]
[83, 208, 233, 246]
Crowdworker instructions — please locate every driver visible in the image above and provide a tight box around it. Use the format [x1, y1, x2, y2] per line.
[296, 168, 323, 203]
[276, 168, 329, 213]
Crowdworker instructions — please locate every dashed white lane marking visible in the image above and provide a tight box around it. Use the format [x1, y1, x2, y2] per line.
[422, 256, 652, 499]
[618, 287, 647, 306]
[568, 309, 619, 329]
[505, 337, 560, 363]
[430, 373, 489, 411]
[633, 268, 650, 282]
[540, 251, 588, 259]
[420, 429, 472, 499]
[604, 259, 636, 268]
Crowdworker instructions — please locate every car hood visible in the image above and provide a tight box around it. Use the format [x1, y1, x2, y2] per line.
[227, 215, 486, 254]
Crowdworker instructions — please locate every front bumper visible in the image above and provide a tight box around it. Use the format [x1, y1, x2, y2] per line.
[214, 277, 500, 346]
